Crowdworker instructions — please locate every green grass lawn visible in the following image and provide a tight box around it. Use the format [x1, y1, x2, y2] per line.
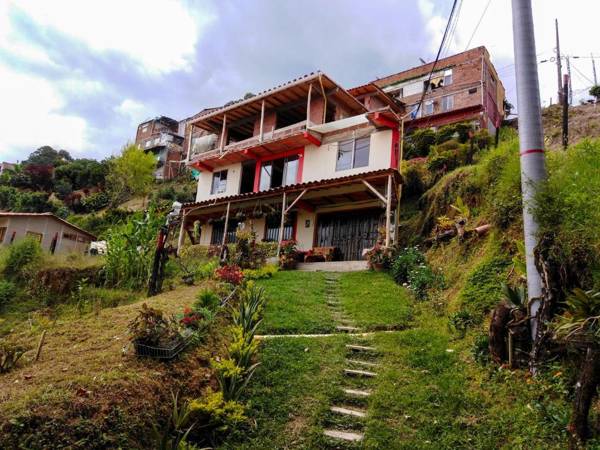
[257, 271, 336, 334]
[338, 271, 413, 330]
[219, 335, 350, 449]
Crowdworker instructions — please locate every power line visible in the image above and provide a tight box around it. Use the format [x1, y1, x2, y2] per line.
[414, 0, 460, 117]
[571, 61, 595, 85]
[465, 0, 492, 51]
[443, 0, 463, 57]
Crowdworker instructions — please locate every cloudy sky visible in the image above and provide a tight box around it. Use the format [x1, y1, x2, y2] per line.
[1, 0, 598, 162]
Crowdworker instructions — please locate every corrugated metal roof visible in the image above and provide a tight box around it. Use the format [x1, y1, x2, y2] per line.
[182, 168, 400, 210]
[0, 212, 97, 240]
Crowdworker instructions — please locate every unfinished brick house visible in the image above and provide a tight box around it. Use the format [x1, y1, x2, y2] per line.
[180, 72, 405, 260]
[135, 116, 185, 180]
[373, 46, 505, 135]
[170, 47, 505, 260]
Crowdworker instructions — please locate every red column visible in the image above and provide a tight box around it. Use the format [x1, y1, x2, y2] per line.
[253, 160, 262, 192]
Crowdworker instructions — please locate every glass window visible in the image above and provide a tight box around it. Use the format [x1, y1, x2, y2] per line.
[260, 155, 299, 190]
[442, 95, 454, 112]
[336, 137, 370, 171]
[211, 170, 228, 194]
[336, 140, 354, 171]
[424, 101, 434, 116]
[444, 69, 453, 86]
[353, 137, 370, 168]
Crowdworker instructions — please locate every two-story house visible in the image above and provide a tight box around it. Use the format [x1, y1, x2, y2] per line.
[373, 46, 505, 136]
[135, 116, 185, 180]
[179, 72, 405, 260]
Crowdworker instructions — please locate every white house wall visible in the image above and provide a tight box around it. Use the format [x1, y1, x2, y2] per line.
[195, 162, 242, 202]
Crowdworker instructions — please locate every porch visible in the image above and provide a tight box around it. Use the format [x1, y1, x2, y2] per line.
[179, 168, 402, 261]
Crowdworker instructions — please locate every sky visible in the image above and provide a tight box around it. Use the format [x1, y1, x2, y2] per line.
[0, 0, 598, 163]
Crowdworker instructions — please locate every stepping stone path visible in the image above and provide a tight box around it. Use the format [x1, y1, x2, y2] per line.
[321, 273, 383, 446]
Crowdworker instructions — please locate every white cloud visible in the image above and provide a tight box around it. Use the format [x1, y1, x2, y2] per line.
[116, 98, 148, 124]
[418, 0, 600, 107]
[0, 65, 87, 161]
[6, 0, 214, 75]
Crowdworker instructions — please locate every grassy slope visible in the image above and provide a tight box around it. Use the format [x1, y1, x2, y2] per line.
[257, 271, 335, 334]
[338, 271, 413, 330]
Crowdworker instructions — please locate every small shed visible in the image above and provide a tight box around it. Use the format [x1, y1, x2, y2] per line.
[0, 212, 96, 254]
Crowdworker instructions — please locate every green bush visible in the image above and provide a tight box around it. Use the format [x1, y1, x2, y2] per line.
[0, 280, 17, 308]
[458, 255, 510, 316]
[194, 289, 221, 312]
[81, 191, 109, 212]
[242, 264, 278, 280]
[471, 333, 491, 364]
[189, 391, 246, 434]
[405, 128, 436, 158]
[448, 309, 475, 338]
[391, 246, 425, 284]
[407, 264, 443, 300]
[3, 237, 43, 283]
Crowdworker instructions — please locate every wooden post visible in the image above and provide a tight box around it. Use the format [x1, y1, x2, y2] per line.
[219, 114, 227, 152]
[385, 175, 392, 247]
[222, 202, 231, 246]
[177, 215, 186, 256]
[34, 330, 46, 362]
[259, 100, 265, 142]
[306, 83, 313, 126]
[186, 124, 193, 161]
[395, 119, 405, 244]
[276, 192, 287, 257]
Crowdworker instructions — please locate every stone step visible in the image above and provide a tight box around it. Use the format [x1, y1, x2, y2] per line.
[347, 359, 379, 368]
[330, 405, 367, 418]
[344, 368, 377, 377]
[327, 301, 340, 307]
[323, 429, 364, 442]
[343, 388, 371, 398]
[336, 326, 361, 332]
[346, 344, 377, 352]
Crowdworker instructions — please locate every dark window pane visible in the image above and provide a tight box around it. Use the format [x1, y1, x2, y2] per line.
[271, 159, 284, 187]
[353, 137, 370, 168]
[336, 140, 353, 171]
[260, 163, 272, 191]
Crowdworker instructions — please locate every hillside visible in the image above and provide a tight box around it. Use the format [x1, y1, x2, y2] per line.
[542, 102, 600, 149]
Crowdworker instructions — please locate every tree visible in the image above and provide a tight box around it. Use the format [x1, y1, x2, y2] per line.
[24, 146, 72, 166]
[589, 85, 600, 103]
[106, 144, 156, 205]
[54, 158, 108, 190]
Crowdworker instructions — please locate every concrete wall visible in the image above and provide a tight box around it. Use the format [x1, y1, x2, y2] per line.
[0, 216, 92, 254]
[195, 162, 242, 202]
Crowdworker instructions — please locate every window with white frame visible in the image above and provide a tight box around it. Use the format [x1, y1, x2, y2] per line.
[442, 95, 454, 112]
[336, 136, 370, 171]
[443, 69, 453, 86]
[424, 100, 434, 116]
[210, 170, 228, 194]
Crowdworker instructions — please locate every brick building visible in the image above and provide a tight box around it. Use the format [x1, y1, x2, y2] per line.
[373, 46, 505, 135]
[135, 116, 185, 180]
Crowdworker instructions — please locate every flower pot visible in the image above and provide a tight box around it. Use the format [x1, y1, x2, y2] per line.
[372, 262, 385, 272]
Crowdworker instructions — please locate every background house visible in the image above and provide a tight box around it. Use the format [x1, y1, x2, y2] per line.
[0, 212, 96, 254]
[135, 116, 185, 180]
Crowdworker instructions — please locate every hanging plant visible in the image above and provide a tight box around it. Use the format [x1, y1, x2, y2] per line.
[251, 200, 265, 218]
[235, 209, 247, 221]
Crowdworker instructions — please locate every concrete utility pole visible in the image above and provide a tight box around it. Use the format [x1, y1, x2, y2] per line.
[555, 19, 563, 104]
[565, 56, 573, 105]
[511, 0, 547, 349]
[592, 53, 598, 86]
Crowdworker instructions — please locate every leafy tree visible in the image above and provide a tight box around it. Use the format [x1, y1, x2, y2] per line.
[24, 164, 54, 191]
[589, 85, 600, 103]
[106, 144, 156, 205]
[24, 146, 72, 166]
[54, 158, 109, 190]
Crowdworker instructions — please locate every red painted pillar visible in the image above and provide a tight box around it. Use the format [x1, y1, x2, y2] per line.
[390, 128, 400, 169]
[253, 160, 262, 192]
[296, 148, 305, 183]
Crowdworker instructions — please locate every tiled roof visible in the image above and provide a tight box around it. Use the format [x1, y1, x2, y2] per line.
[0, 212, 97, 240]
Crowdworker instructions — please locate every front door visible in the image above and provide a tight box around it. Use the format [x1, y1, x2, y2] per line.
[316, 209, 382, 261]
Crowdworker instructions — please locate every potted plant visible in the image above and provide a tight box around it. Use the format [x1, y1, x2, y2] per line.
[279, 240, 298, 270]
[366, 244, 390, 271]
[128, 304, 184, 359]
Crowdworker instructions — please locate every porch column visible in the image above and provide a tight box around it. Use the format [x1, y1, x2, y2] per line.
[385, 175, 392, 247]
[306, 83, 313, 126]
[186, 124, 193, 161]
[259, 100, 265, 142]
[222, 202, 231, 246]
[276, 192, 287, 257]
[219, 114, 227, 152]
[177, 214, 186, 256]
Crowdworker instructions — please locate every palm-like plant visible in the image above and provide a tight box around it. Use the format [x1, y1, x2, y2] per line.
[501, 283, 527, 309]
[555, 288, 600, 341]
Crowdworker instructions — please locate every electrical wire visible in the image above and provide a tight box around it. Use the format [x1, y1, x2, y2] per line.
[414, 0, 460, 118]
[571, 61, 595, 85]
[465, 0, 492, 51]
[442, 0, 463, 57]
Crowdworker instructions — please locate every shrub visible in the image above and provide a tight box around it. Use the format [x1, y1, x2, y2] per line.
[448, 309, 475, 338]
[365, 244, 392, 270]
[232, 285, 265, 340]
[211, 358, 251, 402]
[3, 237, 42, 283]
[189, 391, 246, 433]
[407, 264, 442, 300]
[242, 264, 278, 280]
[278, 240, 298, 270]
[233, 229, 266, 269]
[391, 246, 425, 284]
[458, 256, 510, 315]
[405, 128, 436, 158]
[402, 160, 431, 197]
[214, 265, 244, 286]
[179, 306, 213, 330]
[0, 341, 26, 374]
[471, 333, 491, 364]
[195, 289, 221, 312]
[80, 191, 109, 212]
[0, 280, 17, 308]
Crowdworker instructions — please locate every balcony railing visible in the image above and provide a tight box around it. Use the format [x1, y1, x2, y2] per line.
[189, 120, 307, 162]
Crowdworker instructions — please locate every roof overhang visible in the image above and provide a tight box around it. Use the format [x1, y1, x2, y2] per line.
[348, 83, 405, 114]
